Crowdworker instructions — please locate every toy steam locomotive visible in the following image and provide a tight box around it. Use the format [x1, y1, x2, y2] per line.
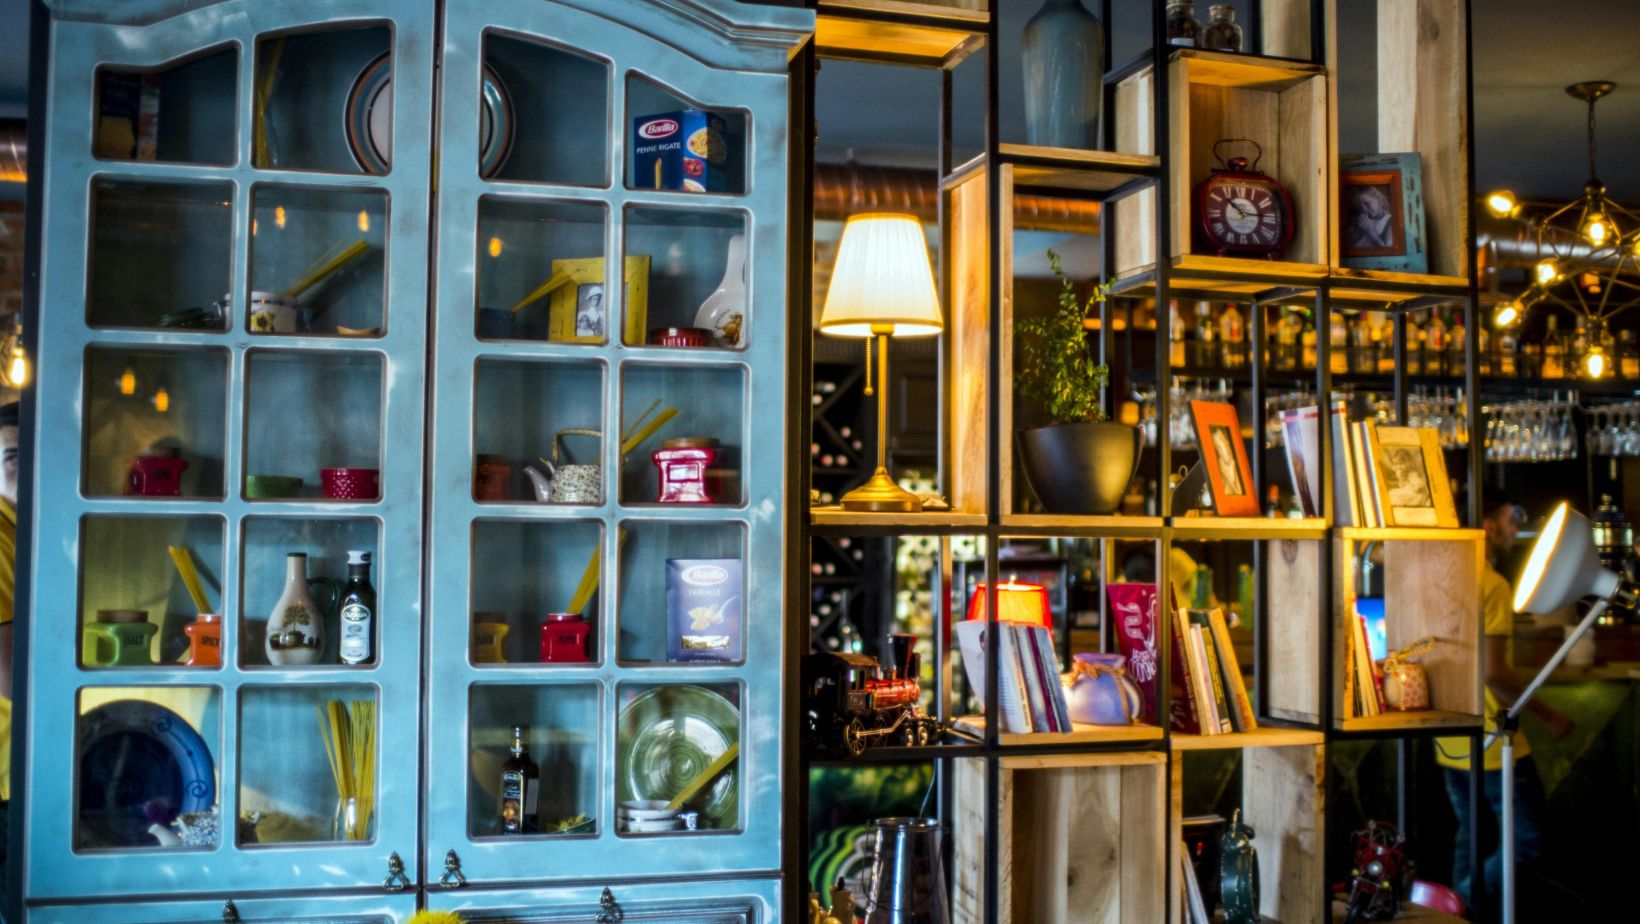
[804, 632, 942, 756]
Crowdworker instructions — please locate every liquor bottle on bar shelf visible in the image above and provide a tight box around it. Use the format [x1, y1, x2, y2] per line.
[1166, 0, 1202, 46]
[500, 725, 540, 834]
[339, 550, 375, 666]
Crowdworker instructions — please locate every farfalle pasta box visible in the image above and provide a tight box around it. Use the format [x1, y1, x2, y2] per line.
[666, 558, 741, 661]
[633, 110, 729, 193]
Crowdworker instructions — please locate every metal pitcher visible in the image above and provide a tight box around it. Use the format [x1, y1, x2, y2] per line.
[863, 817, 949, 924]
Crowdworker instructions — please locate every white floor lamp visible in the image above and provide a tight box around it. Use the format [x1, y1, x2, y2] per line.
[1499, 501, 1635, 924]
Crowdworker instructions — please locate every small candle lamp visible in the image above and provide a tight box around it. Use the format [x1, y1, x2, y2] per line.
[966, 580, 1053, 635]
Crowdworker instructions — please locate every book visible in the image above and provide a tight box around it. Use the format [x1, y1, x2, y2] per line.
[1181, 838, 1211, 924]
[1108, 583, 1162, 724]
[1192, 620, 1233, 733]
[1342, 610, 1359, 719]
[1351, 611, 1382, 716]
[1166, 588, 1206, 734]
[1328, 401, 1358, 526]
[1206, 607, 1258, 732]
[1011, 623, 1054, 733]
[1350, 419, 1382, 528]
[954, 620, 1030, 733]
[1184, 623, 1220, 734]
[1282, 406, 1322, 517]
[1029, 625, 1072, 732]
[1359, 612, 1387, 713]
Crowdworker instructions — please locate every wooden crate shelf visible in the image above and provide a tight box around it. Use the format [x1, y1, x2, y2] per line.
[1169, 727, 1324, 751]
[955, 751, 1167, 924]
[815, 0, 986, 67]
[999, 513, 1164, 538]
[1171, 516, 1328, 540]
[1336, 526, 1483, 543]
[1331, 902, 1467, 922]
[953, 715, 1165, 747]
[808, 506, 988, 532]
[1113, 50, 1331, 277]
[1336, 709, 1481, 734]
[1172, 743, 1325, 924]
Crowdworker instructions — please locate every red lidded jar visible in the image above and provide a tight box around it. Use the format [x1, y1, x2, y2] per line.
[539, 612, 591, 663]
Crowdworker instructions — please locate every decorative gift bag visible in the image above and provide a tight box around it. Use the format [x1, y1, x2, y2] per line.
[1378, 636, 1437, 712]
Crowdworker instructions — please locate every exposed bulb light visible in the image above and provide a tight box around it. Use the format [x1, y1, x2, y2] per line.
[1583, 211, 1610, 246]
[117, 367, 136, 396]
[357, 210, 370, 233]
[488, 236, 503, 258]
[1535, 259, 1560, 286]
[1494, 300, 1521, 328]
[4, 346, 26, 388]
[1486, 190, 1519, 218]
[1584, 346, 1610, 379]
[151, 387, 170, 414]
[274, 205, 287, 230]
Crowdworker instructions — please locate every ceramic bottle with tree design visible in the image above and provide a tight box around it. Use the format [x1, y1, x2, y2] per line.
[266, 552, 337, 665]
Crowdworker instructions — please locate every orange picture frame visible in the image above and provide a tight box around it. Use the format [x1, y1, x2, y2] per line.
[1190, 399, 1260, 517]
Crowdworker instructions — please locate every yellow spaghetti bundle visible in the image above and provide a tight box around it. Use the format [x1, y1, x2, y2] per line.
[317, 698, 376, 841]
[166, 545, 211, 614]
[285, 238, 371, 300]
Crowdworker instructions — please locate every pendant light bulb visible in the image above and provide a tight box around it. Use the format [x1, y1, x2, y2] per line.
[152, 387, 170, 414]
[117, 367, 137, 396]
[1494, 300, 1522, 328]
[1534, 259, 1560, 286]
[1584, 211, 1611, 246]
[1584, 346, 1610, 379]
[5, 347, 27, 388]
[1486, 190, 1519, 218]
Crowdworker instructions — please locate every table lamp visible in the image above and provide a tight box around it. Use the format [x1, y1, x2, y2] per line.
[1499, 501, 1636, 923]
[966, 580, 1052, 634]
[820, 213, 943, 512]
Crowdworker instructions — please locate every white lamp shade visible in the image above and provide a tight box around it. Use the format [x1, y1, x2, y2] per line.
[1514, 502, 1621, 614]
[820, 212, 943, 338]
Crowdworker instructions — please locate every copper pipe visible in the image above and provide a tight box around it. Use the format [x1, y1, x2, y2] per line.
[0, 120, 23, 184]
[814, 161, 1101, 233]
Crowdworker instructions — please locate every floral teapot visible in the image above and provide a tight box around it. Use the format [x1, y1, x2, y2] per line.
[1064, 652, 1143, 726]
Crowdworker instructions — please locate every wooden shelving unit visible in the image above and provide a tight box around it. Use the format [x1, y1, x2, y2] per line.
[797, 1, 1484, 922]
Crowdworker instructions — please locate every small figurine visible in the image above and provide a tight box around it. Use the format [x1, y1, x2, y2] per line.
[829, 878, 856, 924]
[1341, 821, 1411, 924]
[803, 633, 941, 756]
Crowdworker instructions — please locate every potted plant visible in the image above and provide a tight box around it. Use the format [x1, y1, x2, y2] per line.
[1014, 251, 1141, 514]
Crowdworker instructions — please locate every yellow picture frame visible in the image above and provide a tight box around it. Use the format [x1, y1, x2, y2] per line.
[546, 255, 650, 344]
[1368, 425, 1458, 528]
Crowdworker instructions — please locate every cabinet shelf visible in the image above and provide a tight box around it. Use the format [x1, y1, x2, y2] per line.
[947, 145, 1160, 196]
[809, 507, 988, 533]
[1335, 709, 1481, 734]
[1169, 727, 1323, 751]
[952, 715, 1165, 748]
[1171, 516, 1327, 540]
[1335, 526, 1483, 543]
[999, 513, 1164, 538]
[814, 0, 986, 68]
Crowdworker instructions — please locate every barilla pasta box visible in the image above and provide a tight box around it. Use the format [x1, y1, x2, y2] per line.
[633, 110, 729, 193]
[666, 558, 741, 661]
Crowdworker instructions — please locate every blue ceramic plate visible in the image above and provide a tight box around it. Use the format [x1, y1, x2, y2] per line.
[76, 699, 215, 848]
[346, 52, 515, 177]
[617, 685, 738, 831]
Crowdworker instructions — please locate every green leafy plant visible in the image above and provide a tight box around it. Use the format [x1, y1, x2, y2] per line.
[1015, 250, 1112, 425]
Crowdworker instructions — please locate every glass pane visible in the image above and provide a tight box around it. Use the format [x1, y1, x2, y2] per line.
[255, 26, 392, 173]
[619, 364, 744, 506]
[75, 686, 222, 851]
[79, 515, 225, 670]
[88, 179, 233, 330]
[483, 33, 608, 186]
[615, 683, 740, 835]
[240, 517, 380, 669]
[468, 684, 600, 838]
[623, 206, 748, 349]
[94, 47, 238, 166]
[470, 519, 602, 667]
[617, 521, 744, 666]
[472, 358, 605, 503]
[248, 185, 388, 336]
[624, 75, 746, 195]
[476, 198, 608, 343]
[244, 351, 383, 502]
[83, 347, 229, 499]
[238, 685, 378, 845]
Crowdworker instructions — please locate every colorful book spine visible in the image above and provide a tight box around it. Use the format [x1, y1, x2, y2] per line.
[1168, 594, 1205, 734]
[1031, 625, 1072, 732]
[1193, 620, 1234, 733]
[1207, 608, 1258, 731]
[1108, 583, 1162, 724]
[1329, 401, 1358, 527]
[1010, 624, 1051, 732]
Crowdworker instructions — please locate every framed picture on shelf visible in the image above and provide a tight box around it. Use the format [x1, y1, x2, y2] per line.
[545, 255, 650, 344]
[1189, 399, 1260, 517]
[1339, 153, 1428, 274]
[1366, 425, 1457, 527]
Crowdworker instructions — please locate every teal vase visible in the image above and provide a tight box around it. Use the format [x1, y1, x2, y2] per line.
[1022, 0, 1105, 149]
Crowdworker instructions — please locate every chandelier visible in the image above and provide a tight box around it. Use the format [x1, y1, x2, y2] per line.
[1487, 81, 1640, 379]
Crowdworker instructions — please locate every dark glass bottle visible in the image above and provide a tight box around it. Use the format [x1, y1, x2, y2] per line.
[1202, 4, 1244, 52]
[500, 725, 539, 834]
[339, 550, 375, 666]
[1167, 1, 1202, 46]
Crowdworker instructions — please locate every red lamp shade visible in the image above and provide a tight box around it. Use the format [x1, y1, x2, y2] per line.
[966, 581, 1052, 633]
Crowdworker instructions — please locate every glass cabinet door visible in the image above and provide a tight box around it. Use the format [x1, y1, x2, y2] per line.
[422, 0, 808, 888]
[424, 878, 780, 922]
[25, 0, 433, 901]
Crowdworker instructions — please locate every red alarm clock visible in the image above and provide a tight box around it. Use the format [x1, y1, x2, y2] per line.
[1195, 139, 1295, 259]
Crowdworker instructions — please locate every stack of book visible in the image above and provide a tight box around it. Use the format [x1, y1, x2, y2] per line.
[954, 620, 1070, 734]
[1278, 403, 1458, 528]
[1168, 604, 1258, 736]
[1344, 600, 1389, 718]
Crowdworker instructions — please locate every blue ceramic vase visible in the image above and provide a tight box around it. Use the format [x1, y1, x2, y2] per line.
[1022, 0, 1105, 149]
[1065, 651, 1142, 726]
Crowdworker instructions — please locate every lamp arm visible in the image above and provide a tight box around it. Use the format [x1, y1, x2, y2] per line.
[1486, 595, 1609, 751]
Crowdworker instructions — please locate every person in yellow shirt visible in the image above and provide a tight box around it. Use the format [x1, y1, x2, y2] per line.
[1436, 492, 1572, 918]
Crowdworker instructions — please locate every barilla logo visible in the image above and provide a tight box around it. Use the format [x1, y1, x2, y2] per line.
[684, 565, 728, 585]
[639, 119, 679, 139]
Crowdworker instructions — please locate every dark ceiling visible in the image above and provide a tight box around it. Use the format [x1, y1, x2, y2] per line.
[3, 1, 1640, 202]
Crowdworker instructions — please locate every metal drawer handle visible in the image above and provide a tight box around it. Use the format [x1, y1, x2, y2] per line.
[597, 887, 624, 923]
[438, 848, 467, 888]
[383, 851, 411, 891]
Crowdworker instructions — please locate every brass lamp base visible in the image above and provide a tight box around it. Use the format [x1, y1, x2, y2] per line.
[839, 467, 923, 513]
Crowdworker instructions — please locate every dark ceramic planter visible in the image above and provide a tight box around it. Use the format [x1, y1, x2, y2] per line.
[1017, 421, 1141, 515]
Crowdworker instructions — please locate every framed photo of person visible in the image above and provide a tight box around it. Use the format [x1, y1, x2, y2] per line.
[1339, 153, 1428, 274]
[545, 255, 651, 344]
[1366, 424, 1458, 527]
[1189, 399, 1260, 517]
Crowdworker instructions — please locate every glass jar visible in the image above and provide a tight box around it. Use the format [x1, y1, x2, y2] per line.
[1166, 1, 1201, 47]
[1202, 4, 1244, 52]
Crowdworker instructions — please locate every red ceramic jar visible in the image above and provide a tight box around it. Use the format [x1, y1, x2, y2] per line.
[539, 612, 591, 663]
[184, 613, 222, 667]
[653, 438, 720, 503]
[321, 467, 380, 500]
[646, 326, 712, 348]
[474, 454, 512, 501]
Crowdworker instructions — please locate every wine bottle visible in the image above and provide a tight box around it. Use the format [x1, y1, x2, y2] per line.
[500, 725, 539, 834]
[339, 550, 375, 666]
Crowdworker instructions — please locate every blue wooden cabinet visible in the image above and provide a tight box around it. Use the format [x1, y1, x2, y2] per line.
[16, 1, 810, 919]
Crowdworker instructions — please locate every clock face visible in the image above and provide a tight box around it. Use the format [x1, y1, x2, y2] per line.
[1202, 180, 1285, 252]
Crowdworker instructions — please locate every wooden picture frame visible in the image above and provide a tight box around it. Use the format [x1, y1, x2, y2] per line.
[1339, 153, 1428, 274]
[546, 255, 650, 344]
[1367, 425, 1458, 528]
[1189, 399, 1260, 517]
